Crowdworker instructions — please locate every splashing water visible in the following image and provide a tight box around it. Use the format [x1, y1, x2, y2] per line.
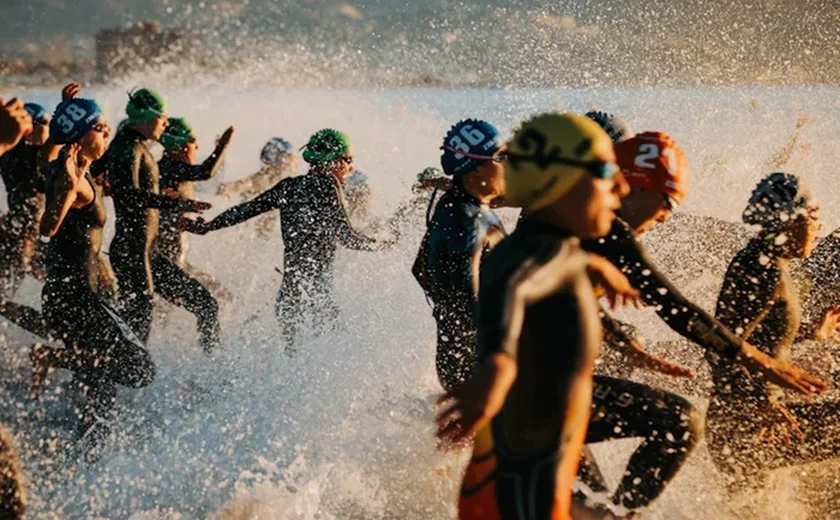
[1, 85, 840, 519]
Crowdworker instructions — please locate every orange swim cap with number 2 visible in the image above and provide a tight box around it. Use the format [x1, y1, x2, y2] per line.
[615, 131, 689, 204]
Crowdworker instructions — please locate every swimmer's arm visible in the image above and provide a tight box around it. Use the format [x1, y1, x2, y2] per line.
[207, 184, 283, 231]
[40, 151, 93, 237]
[611, 226, 747, 359]
[601, 309, 695, 378]
[181, 140, 229, 182]
[480, 241, 589, 359]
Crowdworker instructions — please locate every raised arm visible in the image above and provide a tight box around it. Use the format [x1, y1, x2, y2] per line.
[177, 127, 234, 183]
[41, 146, 94, 237]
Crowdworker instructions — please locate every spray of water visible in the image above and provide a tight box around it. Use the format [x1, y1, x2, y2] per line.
[1, 84, 839, 518]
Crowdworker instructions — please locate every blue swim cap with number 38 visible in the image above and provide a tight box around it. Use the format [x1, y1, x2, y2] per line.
[50, 98, 103, 145]
[440, 119, 502, 177]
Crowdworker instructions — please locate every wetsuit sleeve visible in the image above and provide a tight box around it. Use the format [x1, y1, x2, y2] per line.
[595, 222, 746, 359]
[209, 182, 284, 231]
[175, 142, 228, 182]
[479, 240, 589, 360]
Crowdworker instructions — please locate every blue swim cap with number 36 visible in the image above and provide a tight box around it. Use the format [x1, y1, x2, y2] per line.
[440, 119, 502, 177]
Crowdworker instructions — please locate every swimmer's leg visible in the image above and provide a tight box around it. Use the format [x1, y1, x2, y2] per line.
[152, 254, 220, 353]
[586, 376, 703, 511]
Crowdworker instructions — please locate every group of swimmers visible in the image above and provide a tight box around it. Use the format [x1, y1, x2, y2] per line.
[0, 83, 839, 519]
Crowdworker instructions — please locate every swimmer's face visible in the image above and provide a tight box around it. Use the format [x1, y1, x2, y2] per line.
[549, 168, 624, 239]
[787, 204, 821, 258]
[623, 187, 673, 233]
[27, 115, 50, 146]
[150, 114, 169, 140]
[78, 118, 111, 162]
[326, 155, 354, 184]
[185, 139, 199, 164]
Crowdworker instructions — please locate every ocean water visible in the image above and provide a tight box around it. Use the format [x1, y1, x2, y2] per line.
[0, 84, 839, 519]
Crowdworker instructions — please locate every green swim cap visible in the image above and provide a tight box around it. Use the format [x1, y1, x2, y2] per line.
[159, 117, 195, 150]
[302, 128, 351, 164]
[126, 88, 166, 124]
[416, 167, 445, 182]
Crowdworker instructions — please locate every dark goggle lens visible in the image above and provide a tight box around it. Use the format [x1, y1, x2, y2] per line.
[588, 162, 619, 179]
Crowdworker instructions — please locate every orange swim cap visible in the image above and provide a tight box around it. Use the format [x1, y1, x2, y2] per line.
[615, 131, 689, 204]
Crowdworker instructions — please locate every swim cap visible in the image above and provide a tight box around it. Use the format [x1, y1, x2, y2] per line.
[615, 131, 689, 204]
[417, 167, 446, 182]
[24, 103, 48, 124]
[159, 117, 195, 150]
[260, 137, 294, 166]
[49, 98, 103, 145]
[440, 119, 503, 177]
[126, 88, 166, 124]
[505, 112, 616, 212]
[302, 128, 350, 164]
[585, 111, 633, 143]
[743, 172, 812, 233]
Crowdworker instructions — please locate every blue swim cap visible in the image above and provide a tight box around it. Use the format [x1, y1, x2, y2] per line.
[24, 103, 48, 125]
[50, 98, 103, 145]
[440, 119, 503, 177]
[260, 137, 294, 166]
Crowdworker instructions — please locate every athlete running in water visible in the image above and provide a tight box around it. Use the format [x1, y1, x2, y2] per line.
[0, 101, 50, 295]
[217, 137, 295, 239]
[157, 117, 234, 306]
[709, 173, 839, 493]
[93, 88, 213, 350]
[186, 128, 390, 349]
[573, 124, 826, 514]
[35, 97, 155, 461]
[412, 119, 507, 391]
[437, 113, 633, 520]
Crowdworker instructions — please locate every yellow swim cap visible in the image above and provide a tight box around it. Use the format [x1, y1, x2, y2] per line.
[504, 112, 616, 213]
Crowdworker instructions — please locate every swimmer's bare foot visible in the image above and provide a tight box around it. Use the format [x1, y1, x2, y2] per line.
[30, 343, 52, 400]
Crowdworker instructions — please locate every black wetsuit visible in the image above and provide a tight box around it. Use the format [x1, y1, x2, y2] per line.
[209, 170, 380, 345]
[710, 238, 840, 487]
[151, 148, 230, 352]
[459, 220, 600, 520]
[577, 217, 729, 509]
[94, 127, 209, 348]
[41, 167, 155, 434]
[414, 186, 506, 391]
[0, 142, 46, 295]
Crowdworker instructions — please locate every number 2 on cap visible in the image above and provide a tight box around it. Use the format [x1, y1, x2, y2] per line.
[635, 144, 677, 175]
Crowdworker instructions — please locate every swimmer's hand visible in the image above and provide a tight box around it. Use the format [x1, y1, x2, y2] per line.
[217, 126, 235, 148]
[814, 305, 840, 341]
[587, 253, 640, 310]
[180, 198, 212, 213]
[180, 216, 211, 235]
[436, 353, 517, 447]
[624, 340, 695, 379]
[739, 343, 828, 396]
[61, 82, 82, 101]
[0, 98, 32, 154]
[756, 401, 803, 445]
